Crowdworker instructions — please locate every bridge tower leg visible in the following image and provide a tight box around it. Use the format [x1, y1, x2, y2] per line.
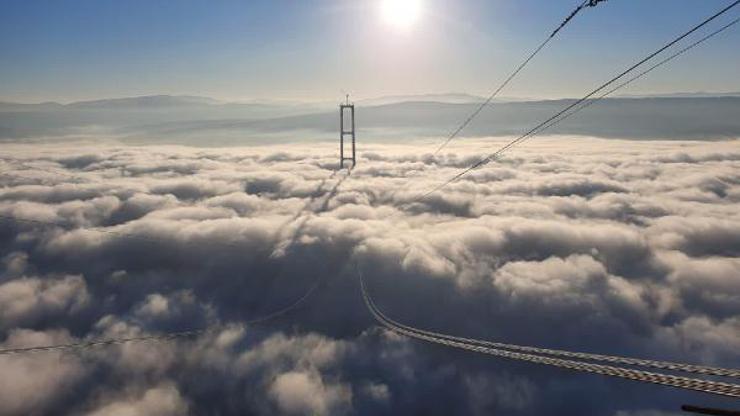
[340, 96, 356, 169]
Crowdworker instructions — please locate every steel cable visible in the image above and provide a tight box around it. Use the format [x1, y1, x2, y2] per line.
[420, 0, 740, 200]
[358, 266, 740, 397]
[433, 0, 605, 155]
[376, 298, 740, 378]
[0, 171, 350, 356]
[0, 261, 328, 357]
[517, 16, 740, 151]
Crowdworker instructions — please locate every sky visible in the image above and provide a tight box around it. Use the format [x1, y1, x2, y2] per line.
[1, 0, 739, 103]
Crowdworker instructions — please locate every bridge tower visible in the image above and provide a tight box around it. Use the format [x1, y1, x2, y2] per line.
[339, 95, 356, 168]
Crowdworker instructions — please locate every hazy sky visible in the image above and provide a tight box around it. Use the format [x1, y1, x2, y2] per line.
[1, 0, 738, 103]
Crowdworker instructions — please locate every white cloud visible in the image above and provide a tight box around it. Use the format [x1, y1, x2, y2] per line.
[0, 274, 89, 328]
[85, 383, 189, 416]
[269, 371, 352, 415]
[0, 137, 738, 415]
[0, 329, 86, 416]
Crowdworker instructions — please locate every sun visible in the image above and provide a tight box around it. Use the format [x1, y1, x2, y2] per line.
[381, 0, 422, 30]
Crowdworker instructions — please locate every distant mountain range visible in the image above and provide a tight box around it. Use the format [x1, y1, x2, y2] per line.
[2, 91, 739, 110]
[0, 93, 488, 111]
[358, 93, 488, 106]
[614, 91, 740, 99]
[1, 93, 739, 144]
[0, 95, 306, 112]
[69, 95, 221, 109]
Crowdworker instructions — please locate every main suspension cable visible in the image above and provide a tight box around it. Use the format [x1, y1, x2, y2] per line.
[420, 0, 740, 200]
[358, 265, 740, 398]
[433, 0, 608, 155]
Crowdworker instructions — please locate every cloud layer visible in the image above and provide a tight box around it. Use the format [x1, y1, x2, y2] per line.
[0, 137, 739, 415]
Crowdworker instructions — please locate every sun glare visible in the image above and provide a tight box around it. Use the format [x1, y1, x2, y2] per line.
[381, 0, 422, 29]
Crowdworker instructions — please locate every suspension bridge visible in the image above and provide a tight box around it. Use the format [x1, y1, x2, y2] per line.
[1, 0, 739, 410]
